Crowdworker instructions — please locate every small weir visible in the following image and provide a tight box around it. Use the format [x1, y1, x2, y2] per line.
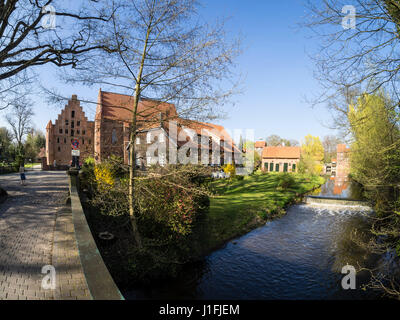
[305, 195, 369, 207]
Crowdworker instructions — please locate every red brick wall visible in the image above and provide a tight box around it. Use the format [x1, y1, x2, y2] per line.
[47, 95, 94, 166]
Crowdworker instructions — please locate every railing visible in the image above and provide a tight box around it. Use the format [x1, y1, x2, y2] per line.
[68, 169, 124, 300]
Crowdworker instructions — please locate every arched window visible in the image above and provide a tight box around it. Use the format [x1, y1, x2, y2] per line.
[112, 128, 117, 145]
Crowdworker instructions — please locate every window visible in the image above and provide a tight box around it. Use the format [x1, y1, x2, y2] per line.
[77, 121, 80, 126]
[71, 121, 74, 128]
[136, 137, 140, 145]
[275, 163, 279, 172]
[65, 119, 68, 126]
[82, 138, 85, 145]
[64, 138, 66, 143]
[65, 129, 68, 134]
[159, 153, 166, 166]
[197, 135, 202, 145]
[71, 110, 75, 118]
[82, 130, 86, 135]
[284, 163, 288, 172]
[59, 128, 62, 134]
[269, 163, 274, 172]
[159, 133, 164, 143]
[57, 146, 60, 152]
[112, 128, 117, 144]
[292, 164, 296, 172]
[146, 156, 152, 165]
[71, 129, 74, 136]
[89, 139, 91, 144]
[220, 140, 225, 148]
[57, 137, 60, 143]
[147, 132, 151, 144]
[136, 154, 141, 166]
[77, 129, 80, 134]
[264, 162, 268, 170]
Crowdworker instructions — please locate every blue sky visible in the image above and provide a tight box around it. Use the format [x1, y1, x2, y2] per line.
[0, 0, 338, 143]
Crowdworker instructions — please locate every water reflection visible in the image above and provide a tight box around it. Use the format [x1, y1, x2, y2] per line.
[312, 176, 364, 200]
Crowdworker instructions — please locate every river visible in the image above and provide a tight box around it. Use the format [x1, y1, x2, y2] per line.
[123, 177, 381, 300]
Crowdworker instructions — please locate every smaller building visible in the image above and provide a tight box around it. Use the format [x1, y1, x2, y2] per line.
[255, 141, 266, 156]
[261, 146, 301, 173]
[336, 144, 350, 178]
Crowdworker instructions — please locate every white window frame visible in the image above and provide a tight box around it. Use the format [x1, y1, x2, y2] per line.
[147, 132, 152, 144]
[136, 137, 140, 145]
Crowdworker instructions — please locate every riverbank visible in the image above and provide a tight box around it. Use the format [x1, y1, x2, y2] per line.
[195, 172, 325, 255]
[81, 171, 325, 288]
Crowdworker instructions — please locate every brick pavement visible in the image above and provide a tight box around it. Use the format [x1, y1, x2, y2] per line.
[0, 170, 91, 300]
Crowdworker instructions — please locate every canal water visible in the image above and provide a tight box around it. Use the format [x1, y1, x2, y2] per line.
[123, 178, 381, 300]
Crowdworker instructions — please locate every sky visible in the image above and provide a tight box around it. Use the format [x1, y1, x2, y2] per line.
[0, 0, 339, 144]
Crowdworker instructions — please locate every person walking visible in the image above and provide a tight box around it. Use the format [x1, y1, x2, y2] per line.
[19, 165, 26, 186]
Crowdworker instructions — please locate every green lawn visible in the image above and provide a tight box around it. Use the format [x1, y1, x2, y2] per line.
[24, 163, 41, 168]
[199, 172, 325, 252]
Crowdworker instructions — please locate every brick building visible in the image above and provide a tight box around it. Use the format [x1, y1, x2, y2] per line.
[261, 146, 301, 173]
[45, 95, 94, 167]
[336, 144, 350, 178]
[45, 90, 241, 168]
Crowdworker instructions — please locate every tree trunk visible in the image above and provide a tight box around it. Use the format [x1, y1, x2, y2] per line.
[127, 22, 152, 249]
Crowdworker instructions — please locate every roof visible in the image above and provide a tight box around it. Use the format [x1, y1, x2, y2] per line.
[175, 119, 241, 154]
[96, 90, 241, 154]
[96, 90, 178, 127]
[331, 158, 337, 163]
[255, 141, 266, 148]
[337, 144, 350, 153]
[262, 146, 301, 159]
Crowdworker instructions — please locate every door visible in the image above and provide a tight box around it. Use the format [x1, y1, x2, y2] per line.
[284, 163, 288, 172]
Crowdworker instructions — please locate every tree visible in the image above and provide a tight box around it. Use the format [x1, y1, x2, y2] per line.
[24, 129, 46, 161]
[348, 92, 400, 189]
[304, 0, 400, 130]
[266, 135, 282, 146]
[322, 135, 342, 163]
[61, 0, 240, 248]
[0, 127, 15, 162]
[243, 141, 261, 170]
[0, 0, 117, 110]
[299, 134, 324, 175]
[5, 98, 34, 165]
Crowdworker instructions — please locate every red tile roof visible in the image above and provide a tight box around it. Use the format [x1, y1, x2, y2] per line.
[337, 144, 350, 153]
[96, 90, 178, 126]
[255, 141, 266, 148]
[262, 146, 301, 159]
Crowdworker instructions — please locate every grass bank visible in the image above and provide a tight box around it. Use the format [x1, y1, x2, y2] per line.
[195, 172, 325, 254]
[81, 171, 324, 286]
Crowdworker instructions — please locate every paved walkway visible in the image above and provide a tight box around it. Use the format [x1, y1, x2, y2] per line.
[0, 171, 90, 300]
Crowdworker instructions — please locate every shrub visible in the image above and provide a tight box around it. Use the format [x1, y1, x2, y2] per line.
[223, 163, 236, 177]
[277, 173, 296, 190]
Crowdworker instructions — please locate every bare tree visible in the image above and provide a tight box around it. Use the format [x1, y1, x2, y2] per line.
[5, 97, 34, 158]
[303, 0, 400, 130]
[61, 0, 240, 248]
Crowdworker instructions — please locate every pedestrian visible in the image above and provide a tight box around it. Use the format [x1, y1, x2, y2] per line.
[19, 165, 26, 186]
[53, 159, 56, 168]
